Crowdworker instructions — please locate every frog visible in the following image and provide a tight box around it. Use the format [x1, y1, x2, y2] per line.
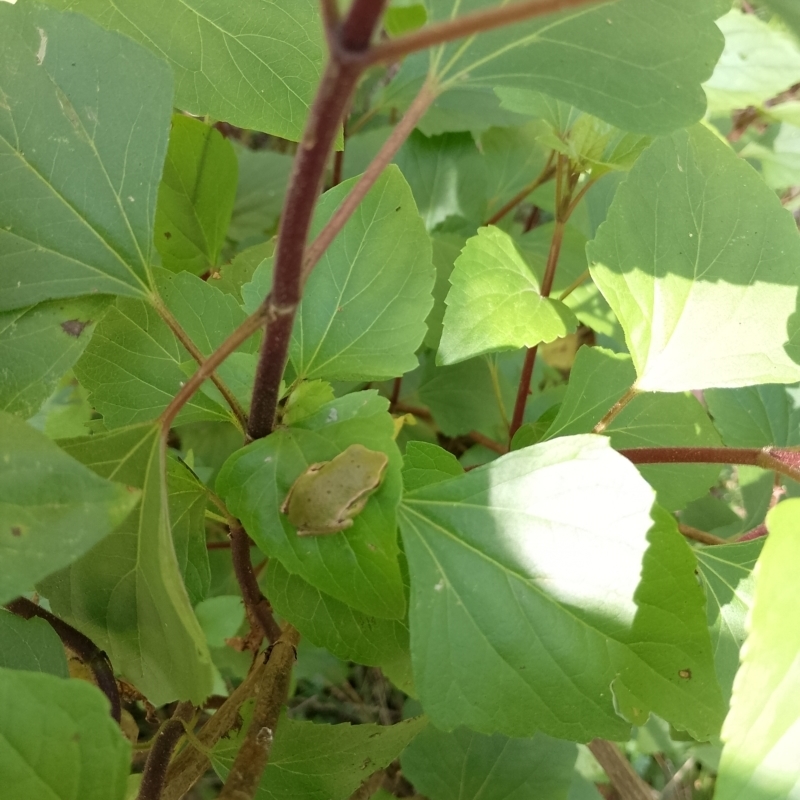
[280, 443, 389, 536]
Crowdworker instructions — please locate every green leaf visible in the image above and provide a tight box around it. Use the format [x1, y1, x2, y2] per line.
[265, 559, 410, 668]
[282, 380, 335, 426]
[715, 499, 800, 800]
[544, 346, 722, 510]
[588, 125, 800, 392]
[217, 392, 406, 619]
[154, 115, 238, 276]
[0, 668, 130, 800]
[194, 595, 245, 649]
[243, 166, 435, 382]
[394, 130, 487, 230]
[0, 297, 109, 419]
[703, 10, 800, 114]
[400, 436, 724, 740]
[27, 373, 94, 441]
[401, 726, 578, 800]
[763, 0, 800, 39]
[439, 226, 578, 365]
[0, 2, 172, 310]
[213, 713, 428, 800]
[696, 540, 762, 708]
[214, 241, 275, 302]
[706, 384, 800, 447]
[227, 147, 292, 245]
[74, 296, 230, 429]
[385, 2, 427, 37]
[0, 411, 139, 604]
[741, 123, 800, 192]
[42, 0, 325, 142]
[423, 0, 724, 135]
[41, 425, 214, 705]
[402, 441, 464, 492]
[425, 232, 466, 349]
[0, 610, 69, 677]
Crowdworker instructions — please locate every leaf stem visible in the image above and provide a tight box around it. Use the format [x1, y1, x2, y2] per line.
[677, 524, 726, 547]
[360, 0, 606, 67]
[484, 153, 556, 226]
[230, 522, 282, 644]
[247, 1, 391, 442]
[217, 626, 301, 800]
[593, 386, 637, 433]
[556, 268, 590, 302]
[152, 296, 248, 431]
[5, 597, 121, 723]
[588, 739, 657, 800]
[159, 306, 267, 435]
[136, 702, 195, 800]
[302, 79, 438, 284]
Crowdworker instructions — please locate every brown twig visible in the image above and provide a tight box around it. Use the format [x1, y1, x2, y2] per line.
[247, 0, 391, 441]
[230, 522, 282, 645]
[469, 430, 509, 455]
[5, 597, 121, 723]
[137, 702, 195, 800]
[360, 0, 605, 67]
[677, 524, 726, 547]
[389, 377, 403, 409]
[485, 155, 556, 226]
[217, 626, 301, 800]
[588, 739, 658, 800]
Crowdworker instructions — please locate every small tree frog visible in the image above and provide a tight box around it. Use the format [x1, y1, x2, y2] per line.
[280, 444, 389, 536]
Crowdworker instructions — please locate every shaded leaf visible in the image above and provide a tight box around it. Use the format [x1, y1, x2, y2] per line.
[42, 425, 214, 705]
[439, 226, 578, 365]
[42, 0, 325, 142]
[588, 125, 800, 391]
[0, 610, 69, 677]
[0, 668, 130, 800]
[0, 2, 172, 310]
[401, 726, 577, 800]
[0, 411, 139, 604]
[154, 115, 238, 276]
[716, 500, 800, 800]
[402, 441, 463, 492]
[0, 297, 108, 419]
[400, 436, 723, 740]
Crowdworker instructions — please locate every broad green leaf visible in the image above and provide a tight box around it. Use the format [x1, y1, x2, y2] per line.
[265, 559, 409, 668]
[194, 596, 245, 649]
[402, 441, 463, 492]
[281, 380, 335, 427]
[74, 297, 230, 429]
[716, 500, 800, 800]
[154, 115, 238, 276]
[41, 425, 214, 705]
[213, 713, 428, 800]
[438, 226, 578, 365]
[400, 436, 724, 740]
[764, 0, 800, 39]
[421, 0, 724, 135]
[214, 241, 275, 301]
[217, 392, 406, 619]
[227, 146, 292, 245]
[394, 130, 487, 230]
[401, 726, 577, 800]
[385, 1, 427, 37]
[42, 0, 324, 142]
[27, 373, 94, 441]
[0, 411, 139, 603]
[425, 232, 466, 349]
[0, 2, 172, 310]
[545, 347, 722, 510]
[243, 167, 435, 382]
[703, 10, 800, 114]
[0, 610, 69, 677]
[696, 540, 763, 708]
[706, 384, 800, 447]
[0, 668, 130, 800]
[0, 297, 108, 419]
[588, 125, 800, 392]
[418, 354, 515, 440]
[741, 123, 800, 192]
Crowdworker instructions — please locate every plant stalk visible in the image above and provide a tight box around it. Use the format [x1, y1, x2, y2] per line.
[484, 154, 556, 226]
[593, 387, 637, 433]
[137, 702, 195, 800]
[588, 739, 657, 800]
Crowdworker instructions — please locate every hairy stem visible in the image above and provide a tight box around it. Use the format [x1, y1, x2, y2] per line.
[302, 79, 437, 284]
[362, 0, 605, 67]
[593, 387, 637, 434]
[160, 306, 267, 434]
[218, 626, 301, 800]
[230, 522, 282, 644]
[137, 702, 195, 800]
[588, 739, 657, 800]
[247, 1, 390, 441]
[153, 297, 248, 431]
[484, 154, 556, 226]
[6, 597, 121, 722]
